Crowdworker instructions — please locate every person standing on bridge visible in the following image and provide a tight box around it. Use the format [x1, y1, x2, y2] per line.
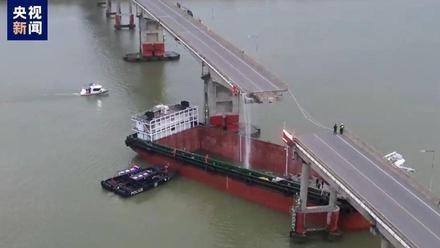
[333, 123, 338, 134]
[339, 123, 344, 135]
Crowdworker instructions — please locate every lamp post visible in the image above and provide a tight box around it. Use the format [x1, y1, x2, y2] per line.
[420, 149, 435, 192]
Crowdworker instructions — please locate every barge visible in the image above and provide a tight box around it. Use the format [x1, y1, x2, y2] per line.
[101, 164, 176, 197]
[101, 165, 144, 191]
[125, 101, 371, 231]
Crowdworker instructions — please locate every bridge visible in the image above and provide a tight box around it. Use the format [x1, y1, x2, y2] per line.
[132, 0, 287, 104]
[116, 0, 439, 247]
[295, 132, 440, 248]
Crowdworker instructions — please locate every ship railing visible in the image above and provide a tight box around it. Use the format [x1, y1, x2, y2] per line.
[131, 106, 198, 124]
[132, 117, 197, 132]
[344, 129, 439, 205]
[130, 136, 329, 202]
[146, 116, 197, 131]
[131, 107, 199, 139]
[132, 121, 196, 133]
[133, 121, 196, 142]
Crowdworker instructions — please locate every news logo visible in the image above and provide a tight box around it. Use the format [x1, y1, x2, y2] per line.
[7, 0, 48, 40]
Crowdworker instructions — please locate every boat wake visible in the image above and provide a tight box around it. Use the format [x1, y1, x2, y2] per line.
[53, 92, 81, 96]
[0, 92, 81, 104]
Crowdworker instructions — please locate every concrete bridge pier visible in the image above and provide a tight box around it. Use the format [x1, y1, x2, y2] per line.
[105, 0, 116, 17]
[201, 65, 240, 130]
[114, 1, 122, 29]
[122, 14, 179, 62]
[299, 162, 311, 211]
[291, 161, 342, 241]
[114, 1, 136, 30]
[129, 3, 135, 28]
[326, 187, 341, 238]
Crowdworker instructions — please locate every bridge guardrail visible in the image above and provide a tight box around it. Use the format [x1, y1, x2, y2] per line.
[344, 129, 439, 206]
[133, 0, 235, 91]
[295, 139, 412, 247]
[168, 0, 287, 93]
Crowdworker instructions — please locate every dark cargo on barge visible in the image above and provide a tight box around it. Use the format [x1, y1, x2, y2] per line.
[101, 165, 176, 197]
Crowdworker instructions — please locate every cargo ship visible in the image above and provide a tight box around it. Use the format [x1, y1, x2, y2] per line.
[125, 101, 371, 232]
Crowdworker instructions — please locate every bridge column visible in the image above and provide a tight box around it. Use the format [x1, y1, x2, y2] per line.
[290, 159, 342, 242]
[105, 0, 116, 17]
[326, 187, 342, 239]
[299, 162, 310, 210]
[201, 68, 240, 131]
[114, 1, 122, 29]
[202, 72, 214, 124]
[123, 17, 179, 62]
[129, 2, 135, 28]
[328, 186, 337, 207]
[114, 1, 136, 30]
[289, 162, 310, 241]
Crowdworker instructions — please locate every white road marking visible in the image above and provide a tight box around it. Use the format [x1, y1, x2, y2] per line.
[337, 135, 440, 218]
[134, 0, 236, 89]
[296, 141, 411, 248]
[154, 0, 282, 91]
[147, 0, 263, 92]
[314, 134, 440, 244]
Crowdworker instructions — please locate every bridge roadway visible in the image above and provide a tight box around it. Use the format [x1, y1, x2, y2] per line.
[297, 132, 440, 248]
[131, 1, 440, 245]
[133, 0, 287, 94]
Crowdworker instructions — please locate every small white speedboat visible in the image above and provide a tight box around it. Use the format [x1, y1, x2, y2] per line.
[80, 83, 108, 96]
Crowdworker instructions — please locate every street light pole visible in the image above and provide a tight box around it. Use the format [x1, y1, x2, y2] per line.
[420, 149, 436, 192]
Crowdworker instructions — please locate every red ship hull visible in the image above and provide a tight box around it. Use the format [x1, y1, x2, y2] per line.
[130, 127, 371, 231]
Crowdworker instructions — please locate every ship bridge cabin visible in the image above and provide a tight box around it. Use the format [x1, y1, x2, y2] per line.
[132, 101, 199, 142]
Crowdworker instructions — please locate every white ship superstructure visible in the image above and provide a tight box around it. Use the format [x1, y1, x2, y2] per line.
[132, 101, 199, 141]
